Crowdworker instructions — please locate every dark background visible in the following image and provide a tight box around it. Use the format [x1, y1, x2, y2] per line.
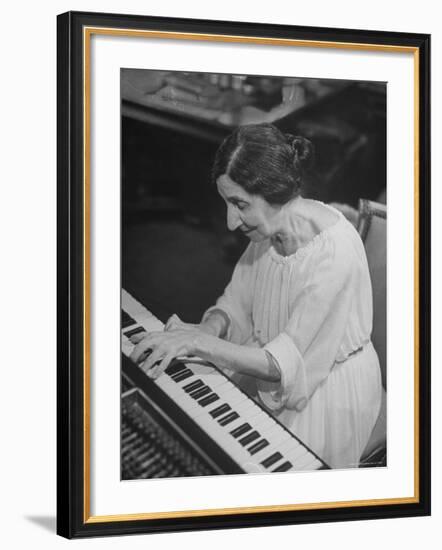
[121, 70, 386, 324]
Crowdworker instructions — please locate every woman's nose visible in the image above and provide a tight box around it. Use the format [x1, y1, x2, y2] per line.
[226, 205, 241, 231]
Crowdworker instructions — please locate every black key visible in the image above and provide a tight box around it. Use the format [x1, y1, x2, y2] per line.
[183, 379, 204, 392]
[124, 325, 146, 338]
[261, 452, 283, 469]
[248, 439, 269, 455]
[198, 393, 219, 407]
[210, 403, 231, 418]
[272, 461, 293, 472]
[122, 310, 136, 328]
[218, 411, 240, 426]
[189, 386, 211, 400]
[171, 368, 194, 382]
[238, 431, 260, 447]
[165, 362, 186, 376]
[230, 423, 252, 438]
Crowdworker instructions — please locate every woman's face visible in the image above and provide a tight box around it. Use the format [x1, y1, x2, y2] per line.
[216, 174, 279, 241]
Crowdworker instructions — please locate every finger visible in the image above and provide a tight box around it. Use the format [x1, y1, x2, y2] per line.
[149, 352, 175, 380]
[137, 348, 153, 364]
[129, 332, 165, 362]
[129, 331, 147, 344]
[165, 314, 180, 331]
[130, 339, 153, 364]
[142, 346, 166, 372]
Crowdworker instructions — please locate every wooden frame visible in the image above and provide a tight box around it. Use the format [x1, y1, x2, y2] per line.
[57, 10, 431, 538]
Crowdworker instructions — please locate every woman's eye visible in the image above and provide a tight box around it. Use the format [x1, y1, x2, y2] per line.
[237, 203, 247, 211]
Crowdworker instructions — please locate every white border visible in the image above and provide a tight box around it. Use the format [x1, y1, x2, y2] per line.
[90, 33, 415, 516]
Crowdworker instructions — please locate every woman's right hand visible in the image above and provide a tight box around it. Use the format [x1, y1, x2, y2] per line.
[129, 312, 224, 349]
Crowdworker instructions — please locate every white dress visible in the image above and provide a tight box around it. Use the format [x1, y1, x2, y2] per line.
[203, 206, 382, 469]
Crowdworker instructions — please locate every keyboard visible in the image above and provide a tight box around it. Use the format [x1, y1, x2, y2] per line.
[122, 289, 328, 474]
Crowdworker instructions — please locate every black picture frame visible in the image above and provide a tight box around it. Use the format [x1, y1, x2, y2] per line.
[57, 10, 431, 539]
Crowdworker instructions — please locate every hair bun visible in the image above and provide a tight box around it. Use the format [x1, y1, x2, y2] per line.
[285, 134, 315, 173]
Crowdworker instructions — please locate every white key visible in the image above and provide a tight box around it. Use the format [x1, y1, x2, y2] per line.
[223, 417, 255, 442]
[158, 377, 209, 420]
[243, 426, 294, 464]
[180, 375, 240, 406]
[278, 438, 308, 458]
[174, 369, 229, 393]
[233, 407, 276, 441]
[122, 335, 135, 356]
[271, 460, 295, 472]
[256, 423, 293, 448]
[140, 317, 164, 333]
[198, 409, 244, 443]
[246, 441, 282, 466]
[285, 447, 312, 469]
[159, 373, 233, 420]
[180, 362, 217, 377]
[219, 389, 249, 410]
[165, 376, 235, 420]
[263, 439, 309, 472]
[122, 322, 139, 335]
[214, 425, 253, 467]
[195, 410, 252, 466]
[244, 438, 272, 460]
[300, 458, 323, 471]
[233, 400, 263, 421]
[250, 414, 279, 433]
[292, 450, 322, 470]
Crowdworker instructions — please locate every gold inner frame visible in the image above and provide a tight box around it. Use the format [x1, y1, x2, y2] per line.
[82, 26, 421, 523]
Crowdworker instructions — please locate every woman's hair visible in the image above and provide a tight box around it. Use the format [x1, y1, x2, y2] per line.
[212, 123, 315, 205]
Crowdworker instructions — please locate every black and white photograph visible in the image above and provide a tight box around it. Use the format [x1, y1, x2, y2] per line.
[120, 69, 387, 480]
[53, 7, 430, 540]
[0, 0, 437, 542]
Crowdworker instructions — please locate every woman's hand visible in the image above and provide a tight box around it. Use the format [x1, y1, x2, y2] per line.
[129, 328, 209, 380]
[128, 313, 207, 349]
[129, 324, 281, 384]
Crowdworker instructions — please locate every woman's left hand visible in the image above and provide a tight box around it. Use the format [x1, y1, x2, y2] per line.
[129, 329, 205, 380]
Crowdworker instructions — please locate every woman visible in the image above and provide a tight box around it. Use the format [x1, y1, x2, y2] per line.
[131, 123, 382, 469]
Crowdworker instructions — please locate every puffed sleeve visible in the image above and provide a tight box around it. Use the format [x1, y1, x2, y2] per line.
[258, 250, 363, 413]
[201, 243, 256, 345]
